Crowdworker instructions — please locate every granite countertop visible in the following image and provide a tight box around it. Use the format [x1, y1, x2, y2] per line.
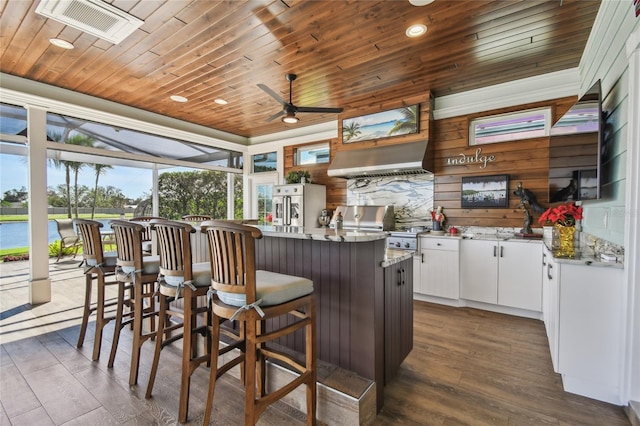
[543, 240, 624, 268]
[255, 225, 388, 243]
[381, 249, 414, 268]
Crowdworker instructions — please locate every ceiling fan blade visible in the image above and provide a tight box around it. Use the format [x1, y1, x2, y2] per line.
[295, 106, 344, 114]
[257, 84, 287, 107]
[265, 110, 285, 122]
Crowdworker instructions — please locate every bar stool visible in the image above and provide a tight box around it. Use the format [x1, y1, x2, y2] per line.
[130, 216, 166, 255]
[144, 220, 212, 423]
[201, 220, 317, 426]
[74, 219, 119, 361]
[108, 220, 160, 385]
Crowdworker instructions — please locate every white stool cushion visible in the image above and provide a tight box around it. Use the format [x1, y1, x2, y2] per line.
[142, 241, 153, 253]
[85, 251, 118, 267]
[162, 261, 211, 287]
[116, 255, 160, 280]
[218, 270, 313, 307]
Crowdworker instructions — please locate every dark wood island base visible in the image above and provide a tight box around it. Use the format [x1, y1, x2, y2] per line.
[253, 226, 414, 414]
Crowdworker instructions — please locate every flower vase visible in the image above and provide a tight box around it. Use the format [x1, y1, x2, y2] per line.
[555, 224, 576, 257]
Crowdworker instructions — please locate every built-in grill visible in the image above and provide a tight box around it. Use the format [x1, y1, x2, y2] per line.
[329, 205, 424, 252]
[387, 226, 428, 251]
[329, 205, 395, 231]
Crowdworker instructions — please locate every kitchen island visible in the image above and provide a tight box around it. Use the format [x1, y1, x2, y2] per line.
[252, 225, 413, 412]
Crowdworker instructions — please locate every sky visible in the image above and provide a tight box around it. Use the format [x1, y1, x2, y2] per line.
[1, 152, 152, 200]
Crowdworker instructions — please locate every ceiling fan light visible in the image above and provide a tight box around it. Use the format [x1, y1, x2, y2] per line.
[282, 113, 299, 124]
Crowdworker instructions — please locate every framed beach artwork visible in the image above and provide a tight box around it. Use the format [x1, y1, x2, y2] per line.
[342, 104, 419, 143]
[461, 174, 509, 208]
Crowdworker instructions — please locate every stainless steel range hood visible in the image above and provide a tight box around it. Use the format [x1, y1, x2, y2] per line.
[327, 140, 433, 178]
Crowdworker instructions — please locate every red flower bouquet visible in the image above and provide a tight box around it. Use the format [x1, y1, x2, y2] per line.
[538, 202, 583, 226]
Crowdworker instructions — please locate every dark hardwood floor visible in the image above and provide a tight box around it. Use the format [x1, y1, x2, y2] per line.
[375, 301, 629, 425]
[0, 259, 630, 425]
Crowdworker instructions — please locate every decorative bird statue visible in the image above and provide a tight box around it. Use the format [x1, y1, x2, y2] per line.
[513, 182, 545, 213]
[550, 179, 578, 203]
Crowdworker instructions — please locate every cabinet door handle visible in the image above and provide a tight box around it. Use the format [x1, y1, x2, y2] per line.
[493, 246, 497, 257]
[437, 243, 441, 246]
[397, 268, 402, 286]
[547, 263, 553, 280]
[543, 253, 547, 266]
[421, 253, 424, 263]
[401, 268, 406, 286]
[500, 246, 504, 257]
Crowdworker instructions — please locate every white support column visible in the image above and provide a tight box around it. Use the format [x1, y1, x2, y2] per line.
[27, 106, 51, 304]
[152, 165, 159, 217]
[227, 172, 234, 219]
[623, 27, 640, 406]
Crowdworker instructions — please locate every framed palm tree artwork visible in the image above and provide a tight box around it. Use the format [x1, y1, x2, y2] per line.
[342, 104, 419, 143]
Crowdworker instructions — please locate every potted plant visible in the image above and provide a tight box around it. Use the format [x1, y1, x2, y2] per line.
[285, 170, 311, 184]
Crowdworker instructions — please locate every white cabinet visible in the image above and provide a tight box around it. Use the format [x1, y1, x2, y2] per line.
[543, 259, 624, 404]
[459, 239, 497, 303]
[460, 239, 542, 311]
[414, 237, 459, 299]
[542, 246, 559, 372]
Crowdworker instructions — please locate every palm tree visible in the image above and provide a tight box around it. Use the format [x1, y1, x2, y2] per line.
[387, 106, 418, 136]
[65, 134, 96, 217]
[342, 122, 362, 142]
[47, 130, 74, 218]
[91, 163, 112, 219]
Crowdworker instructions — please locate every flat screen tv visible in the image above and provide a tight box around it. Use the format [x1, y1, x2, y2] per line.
[548, 80, 603, 201]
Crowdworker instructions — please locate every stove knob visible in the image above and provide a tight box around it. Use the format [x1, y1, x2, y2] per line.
[395, 242, 401, 248]
[404, 242, 411, 248]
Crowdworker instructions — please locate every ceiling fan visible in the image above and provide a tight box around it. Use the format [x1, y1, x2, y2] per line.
[258, 74, 343, 124]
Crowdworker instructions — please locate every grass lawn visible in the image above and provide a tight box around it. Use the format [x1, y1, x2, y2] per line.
[0, 213, 129, 222]
[1, 213, 124, 259]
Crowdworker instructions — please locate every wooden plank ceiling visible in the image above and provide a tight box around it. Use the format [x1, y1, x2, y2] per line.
[0, 0, 600, 139]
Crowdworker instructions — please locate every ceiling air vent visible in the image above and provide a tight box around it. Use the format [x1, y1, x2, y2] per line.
[36, 0, 143, 45]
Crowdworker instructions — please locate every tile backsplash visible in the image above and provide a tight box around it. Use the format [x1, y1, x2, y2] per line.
[346, 174, 434, 228]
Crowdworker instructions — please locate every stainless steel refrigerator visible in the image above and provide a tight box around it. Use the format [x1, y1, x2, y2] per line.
[272, 183, 326, 227]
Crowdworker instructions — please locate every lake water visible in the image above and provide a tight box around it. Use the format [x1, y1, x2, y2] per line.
[0, 220, 112, 250]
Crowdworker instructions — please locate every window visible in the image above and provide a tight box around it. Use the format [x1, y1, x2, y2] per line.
[252, 151, 277, 173]
[295, 143, 329, 165]
[469, 107, 551, 145]
[256, 183, 273, 224]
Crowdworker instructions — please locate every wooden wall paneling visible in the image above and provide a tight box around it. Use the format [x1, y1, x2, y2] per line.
[284, 93, 434, 209]
[283, 94, 582, 229]
[432, 97, 576, 229]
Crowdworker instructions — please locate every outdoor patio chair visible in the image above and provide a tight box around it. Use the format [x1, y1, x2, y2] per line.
[54, 218, 82, 262]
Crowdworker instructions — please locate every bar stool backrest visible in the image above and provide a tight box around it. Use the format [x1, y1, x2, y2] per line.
[130, 216, 165, 243]
[110, 220, 144, 271]
[75, 219, 106, 267]
[181, 214, 213, 222]
[151, 220, 195, 282]
[201, 220, 263, 305]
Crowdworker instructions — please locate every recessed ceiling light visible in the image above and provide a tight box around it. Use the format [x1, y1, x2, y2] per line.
[170, 95, 188, 103]
[406, 24, 427, 38]
[49, 38, 74, 49]
[214, 98, 228, 105]
[409, 0, 435, 5]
